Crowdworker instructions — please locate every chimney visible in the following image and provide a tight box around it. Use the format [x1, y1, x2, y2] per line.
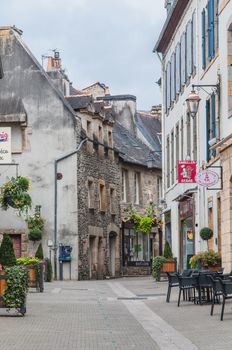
[47, 51, 61, 72]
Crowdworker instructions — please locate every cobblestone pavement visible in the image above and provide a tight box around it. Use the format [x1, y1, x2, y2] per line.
[1, 277, 232, 349]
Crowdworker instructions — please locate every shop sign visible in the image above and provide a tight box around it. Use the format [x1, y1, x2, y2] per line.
[195, 170, 219, 188]
[178, 161, 196, 183]
[0, 127, 11, 163]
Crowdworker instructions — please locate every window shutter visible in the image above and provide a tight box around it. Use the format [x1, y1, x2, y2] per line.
[171, 53, 175, 102]
[186, 21, 192, 77]
[206, 100, 210, 161]
[208, 0, 215, 61]
[181, 32, 186, 86]
[211, 92, 216, 157]
[192, 11, 196, 69]
[165, 69, 168, 113]
[175, 43, 181, 94]
[167, 62, 171, 109]
[202, 9, 206, 69]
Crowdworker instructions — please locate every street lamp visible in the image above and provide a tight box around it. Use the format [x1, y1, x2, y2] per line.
[186, 89, 201, 118]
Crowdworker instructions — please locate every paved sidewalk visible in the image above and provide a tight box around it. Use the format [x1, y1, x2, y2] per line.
[0, 277, 232, 349]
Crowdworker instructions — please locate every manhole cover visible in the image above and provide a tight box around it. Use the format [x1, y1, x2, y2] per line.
[136, 293, 166, 297]
[117, 297, 147, 300]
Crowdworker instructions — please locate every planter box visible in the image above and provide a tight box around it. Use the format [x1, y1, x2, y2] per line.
[207, 265, 222, 272]
[23, 264, 44, 292]
[161, 259, 177, 273]
[0, 271, 6, 305]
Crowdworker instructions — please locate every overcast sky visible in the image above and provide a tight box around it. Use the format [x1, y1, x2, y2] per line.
[2, 0, 166, 110]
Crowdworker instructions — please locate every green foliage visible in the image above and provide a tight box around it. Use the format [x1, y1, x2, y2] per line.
[16, 257, 39, 266]
[0, 176, 32, 214]
[189, 250, 221, 269]
[0, 234, 16, 267]
[123, 203, 162, 234]
[35, 243, 44, 260]
[28, 227, 42, 241]
[152, 256, 165, 280]
[200, 227, 213, 241]
[3, 266, 29, 309]
[163, 241, 173, 259]
[45, 258, 53, 282]
[26, 215, 44, 231]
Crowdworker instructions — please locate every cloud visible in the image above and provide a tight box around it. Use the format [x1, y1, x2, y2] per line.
[1, 0, 166, 109]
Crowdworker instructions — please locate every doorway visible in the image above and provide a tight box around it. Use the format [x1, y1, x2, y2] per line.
[181, 217, 194, 270]
[109, 233, 116, 277]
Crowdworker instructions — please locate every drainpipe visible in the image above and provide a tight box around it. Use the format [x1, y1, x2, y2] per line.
[54, 138, 87, 280]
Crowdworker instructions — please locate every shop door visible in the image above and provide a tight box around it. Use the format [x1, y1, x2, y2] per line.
[181, 218, 194, 270]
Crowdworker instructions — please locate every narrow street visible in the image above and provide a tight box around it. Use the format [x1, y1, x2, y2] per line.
[1, 277, 232, 350]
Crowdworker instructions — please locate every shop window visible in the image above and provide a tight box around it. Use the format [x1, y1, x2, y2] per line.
[123, 227, 150, 265]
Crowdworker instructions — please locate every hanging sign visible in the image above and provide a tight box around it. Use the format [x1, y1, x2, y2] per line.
[0, 127, 11, 163]
[178, 161, 196, 183]
[195, 169, 219, 188]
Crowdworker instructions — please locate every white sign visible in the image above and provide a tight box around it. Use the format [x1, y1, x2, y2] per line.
[0, 127, 11, 163]
[195, 170, 219, 188]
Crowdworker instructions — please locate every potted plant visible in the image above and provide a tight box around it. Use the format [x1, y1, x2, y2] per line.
[161, 241, 176, 273]
[16, 257, 44, 292]
[0, 176, 32, 215]
[0, 234, 17, 303]
[152, 256, 165, 281]
[189, 250, 221, 271]
[200, 227, 213, 250]
[27, 213, 44, 242]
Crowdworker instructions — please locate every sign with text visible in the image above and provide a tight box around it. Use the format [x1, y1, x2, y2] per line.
[178, 161, 196, 183]
[195, 169, 219, 188]
[0, 127, 11, 163]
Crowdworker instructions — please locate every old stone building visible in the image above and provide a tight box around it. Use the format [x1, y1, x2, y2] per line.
[0, 26, 82, 280]
[66, 93, 121, 280]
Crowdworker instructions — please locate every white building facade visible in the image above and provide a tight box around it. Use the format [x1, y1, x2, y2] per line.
[155, 0, 232, 272]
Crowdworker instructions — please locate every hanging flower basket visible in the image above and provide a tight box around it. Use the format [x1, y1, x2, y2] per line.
[0, 176, 32, 215]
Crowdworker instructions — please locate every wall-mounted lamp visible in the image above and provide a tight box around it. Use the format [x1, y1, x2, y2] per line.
[185, 84, 219, 119]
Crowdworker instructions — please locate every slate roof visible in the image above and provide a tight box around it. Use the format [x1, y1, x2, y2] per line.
[70, 85, 82, 96]
[113, 121, 161, 169]
[66, 95, 93, 110]
[135, 111, 161, 152]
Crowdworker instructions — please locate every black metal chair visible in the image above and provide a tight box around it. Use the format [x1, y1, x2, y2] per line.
[197, 272, 213, 305]
[207, 275, 223, 316]
[217, 279, 232, 321]
[166, 272, 179, 303]
[177, 275, 196, 307]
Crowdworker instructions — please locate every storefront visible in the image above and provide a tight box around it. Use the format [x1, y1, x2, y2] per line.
[122, 222, 156, 275]
[179, 198, 195, 270]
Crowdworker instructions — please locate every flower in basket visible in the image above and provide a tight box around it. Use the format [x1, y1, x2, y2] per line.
[0, 176, 32, 215]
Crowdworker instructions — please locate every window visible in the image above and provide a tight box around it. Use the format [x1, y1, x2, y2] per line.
[134, 172, 140, 205]
[181, 118, 184, 160]
[99, 182, 107, 212]
[167, 136, 170, 188]
[186, 20, 193, 78]
[175, 123, 179, 180]
[123, 227, 150, 265]
[186, 114, 191, 158]
[175, 43, 181, 95]
[206, 92, 218, 160]
[166, 62, 171, 110]
[121, 169, 127, 202]
[193, 116, 197, 161]
[110, 188, 117, 214]
[171, 53, 176, 102]
[171, 131, 174, 185]
[202, 0, 219, 69]
[88, 180, 95, 209]
[108, 130, 113, 147]
[192, 11, 196, 70]
[181, 32, 186, 86]
[157, 177, 162, 203]
[98, 125, 103, 143]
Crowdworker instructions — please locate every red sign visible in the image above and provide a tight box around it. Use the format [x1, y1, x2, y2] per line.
[178, 161, 196, 183]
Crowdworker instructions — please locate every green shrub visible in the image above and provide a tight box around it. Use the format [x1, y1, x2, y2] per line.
[200, 227, 213, 241]
[16, 257, 39, 266]
[28, 227, 42, 241]
[45, 258, 53, 282]
[163, 241, 173, 259]
[0, 234, 16, 267]
[3, 266, 29, 309]
[35, 243, 44, 260]
[152, 256, 165, 280]
[189, 250, 221, 269]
